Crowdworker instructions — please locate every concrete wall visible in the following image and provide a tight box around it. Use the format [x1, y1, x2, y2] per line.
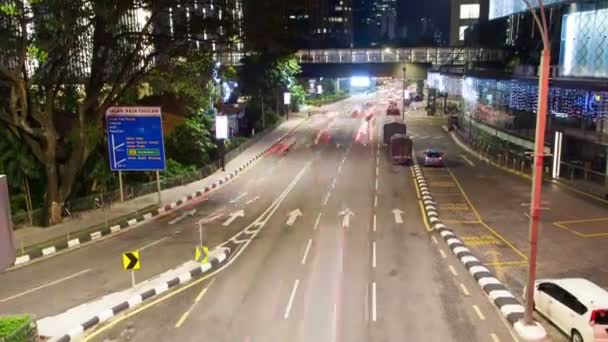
[300, 62, 430, 79]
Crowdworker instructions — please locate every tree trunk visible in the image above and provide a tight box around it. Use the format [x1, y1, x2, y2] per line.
[23, 177, 33, 226]
[261, 95, 265, 129]
[45, 165, 62, 226]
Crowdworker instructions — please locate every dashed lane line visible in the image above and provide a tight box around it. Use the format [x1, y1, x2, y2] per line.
[491, 333, 500, 342]
[431, 236, 438, 244]
[372, 242, 377, 268]
[449, 265, 458, 276]
[284, 279, 300, 319]
[301, 239, 312, 265]
[314, 212, 322, 230]
[460, 283, 470, 296]
[372, 282, 377, 322]
[373, 214, 377, 232]
[439, 249, 447, 259]
[473, 305, 486, 321]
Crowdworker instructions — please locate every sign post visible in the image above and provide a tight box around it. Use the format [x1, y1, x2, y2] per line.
[106, 107, 166, 203]
[216, 115, 228, 172]
[284, 92, 291, 121]
[122, 250, 140, 288]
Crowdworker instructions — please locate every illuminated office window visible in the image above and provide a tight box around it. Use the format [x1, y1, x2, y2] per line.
[460, 4, 480, 19]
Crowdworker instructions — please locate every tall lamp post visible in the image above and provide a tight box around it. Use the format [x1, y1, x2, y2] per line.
[517, 0, 550, 338]
[402, 66, 407, 121]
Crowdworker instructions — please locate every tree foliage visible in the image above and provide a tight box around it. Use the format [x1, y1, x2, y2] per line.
[0, 0, 234, 225]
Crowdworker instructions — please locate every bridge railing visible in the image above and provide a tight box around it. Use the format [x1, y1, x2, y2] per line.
[214, 47, 510, 66]
[295, 48, 509, 65]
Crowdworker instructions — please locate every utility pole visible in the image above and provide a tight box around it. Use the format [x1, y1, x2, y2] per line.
[517, 0, 550, 339]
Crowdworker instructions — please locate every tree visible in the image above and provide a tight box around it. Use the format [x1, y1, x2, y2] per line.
[165, 112, 216, 168]
[0, 0, 234, 225]
[240, 53, 302, 127]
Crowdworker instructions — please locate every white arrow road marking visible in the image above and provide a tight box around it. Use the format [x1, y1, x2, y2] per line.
[169, 209, 197, 225]
[286, 209, 303, 226]
[230, 192, 248, 204]
[222, 210, 245, 226]
[339, 208, 354, 228]
[392, 209, 404, 224]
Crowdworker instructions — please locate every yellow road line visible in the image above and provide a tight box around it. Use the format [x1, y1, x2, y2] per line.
[473, 305, 486, 321]
[446, 168, 528, 261]
[174, 277, 214, 328]
[553, 222, 588, 237]
[460, 283, 470, 296]
[491, 333, 500, 342]
[418, 200, 432, 232]
[443, 220, 482, 224]
[554, 217, 608, 225]
[83, 274, 216, 341]
[484, 261, 528, 267]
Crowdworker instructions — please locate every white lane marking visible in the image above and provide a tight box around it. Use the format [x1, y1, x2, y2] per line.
[375, 178, 379, 191]
[314, 212, 322, 230]
[491, 333, 500, 342]
[332, 303, 338, 342]
[439, 249, 447, 259]
[331, 178, 337, 189]
[138, 236, 170, 251]
[449, 265, 458, 276]
[460, 283, 470, 296]
[284, 279, 300, 319]
[301, 239, 312, 265]
[524, 212, 531, 219]
[376, 166, 379, 176]
[473, 305, 486, 321]
[372, 282, 377, 322]
[323, 192, 331, 206]
[0, 269, 92, 302]
[338, 164, 343, 174]
[461, 155, 476, 167]
[431, 236, 438, 244]
[374, 195, 378, 208]
[372, 242, 377, 268]
[373, 214, 377, 232]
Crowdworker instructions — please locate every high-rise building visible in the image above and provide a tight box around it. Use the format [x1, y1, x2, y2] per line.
[449, 0, 489, 45]
[353, 0, 397, 47]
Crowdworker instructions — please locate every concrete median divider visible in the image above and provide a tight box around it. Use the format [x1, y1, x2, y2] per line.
[411, 163, 544, 337]
[40, 246, 232, 342]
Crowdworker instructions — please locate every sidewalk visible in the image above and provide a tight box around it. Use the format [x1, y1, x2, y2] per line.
[12, 116, 306, 255]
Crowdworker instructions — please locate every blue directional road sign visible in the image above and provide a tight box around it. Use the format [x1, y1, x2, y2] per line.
[106, 107, 166, 171]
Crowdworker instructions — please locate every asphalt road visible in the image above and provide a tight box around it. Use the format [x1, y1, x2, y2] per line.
[81, 92, 518, 342]
[408, 117, 608, 341]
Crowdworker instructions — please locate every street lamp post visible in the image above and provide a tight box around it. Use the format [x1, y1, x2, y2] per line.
[402, 66, 407, 121]
[518, 0, 550, 337]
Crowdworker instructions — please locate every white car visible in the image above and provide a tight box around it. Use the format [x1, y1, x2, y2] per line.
[526, 278, 608, 342]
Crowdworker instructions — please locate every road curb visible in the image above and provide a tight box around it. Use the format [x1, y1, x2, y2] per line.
[52, 248, 231, 342]
[13, 121, 304, 269]
[412, 164, 528, 328]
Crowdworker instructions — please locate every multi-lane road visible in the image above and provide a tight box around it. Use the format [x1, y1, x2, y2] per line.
[4, 85, 608, 341]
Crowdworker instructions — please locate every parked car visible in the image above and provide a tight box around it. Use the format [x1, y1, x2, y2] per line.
[423, 149, 443, 167]
[525, 278, 608, 342]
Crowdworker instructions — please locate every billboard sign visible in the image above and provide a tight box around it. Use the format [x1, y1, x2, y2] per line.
[106, 107, 166, 171]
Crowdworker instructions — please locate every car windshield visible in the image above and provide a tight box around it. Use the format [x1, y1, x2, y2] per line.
[427, 152, 442, 158]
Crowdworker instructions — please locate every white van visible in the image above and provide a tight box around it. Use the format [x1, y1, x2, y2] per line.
[528, 278, 608, 342]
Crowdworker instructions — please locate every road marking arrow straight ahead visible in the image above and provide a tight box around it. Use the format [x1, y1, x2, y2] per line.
[392, 209, 404, 224]
[222, 210, 245, 226]
[286, 209, 303, 226]
[339, 208, 354, 228]
[169, 209, 197, 225]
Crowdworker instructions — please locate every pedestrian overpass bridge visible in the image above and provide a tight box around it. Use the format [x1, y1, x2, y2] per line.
[219, 47, 509, 66]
